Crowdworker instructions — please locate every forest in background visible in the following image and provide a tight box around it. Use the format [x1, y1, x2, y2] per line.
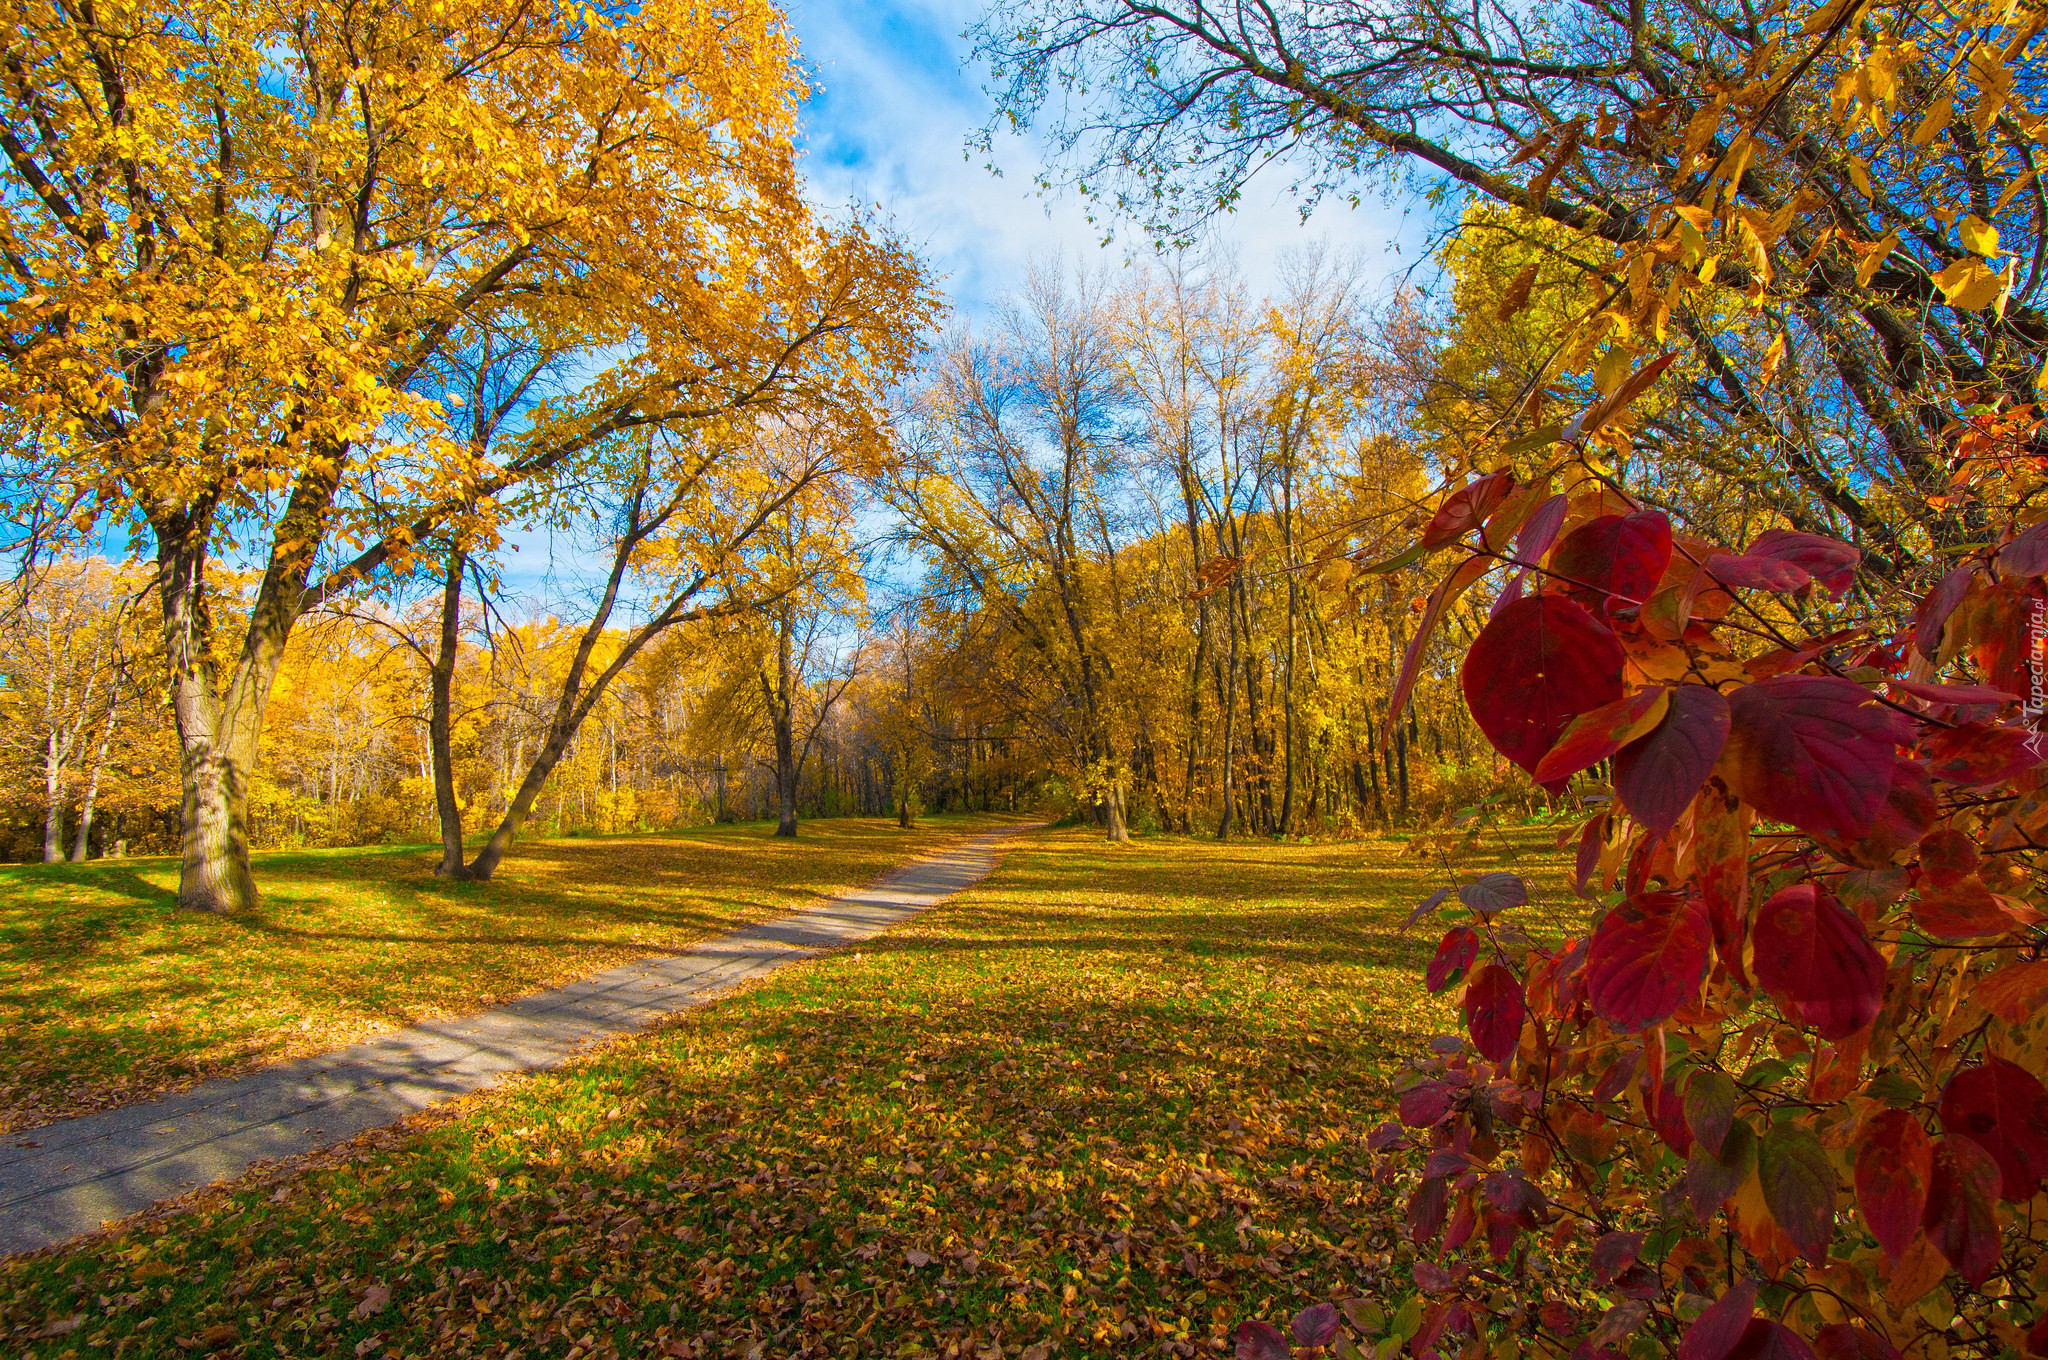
[0, 0, 2029, 899]
[0, 175, 1999, 863]
[0, 248, 1558, 865]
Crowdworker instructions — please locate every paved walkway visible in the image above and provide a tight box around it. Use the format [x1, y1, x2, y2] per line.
[0, 826, 1032, 1257]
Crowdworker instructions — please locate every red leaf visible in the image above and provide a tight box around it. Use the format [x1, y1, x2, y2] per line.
[1887, 678, 2019, 706]
[1814, 1326, 1901, 1360]
[1399, 1081, 1454, 1128]
[1912, 879, 2015, 938]
[1590, 1231, 1642, 1284]
[1234, 1320, 1290, 1360]
[1423, 1148, 1470, 1179]
[1726, 1320, 1822, 1360]
[1914, 566, 1975, 658]
[1482, 1169, 1546, 1226]
[1758, 1122, 1835, 1263]
[2000, 519, 2048, 577]
[1515, 494, 1568, 564]
[1408, 1176, 1449, 1242]
[1922, 1136, 2002, 1284]
[1592, 1049, 1641, 1102]
[1706, 553, 1811, 593]
[1684, 1068, 1739, 1157]
[1938, 1056, 2048, 1202]
[1574, 814, 1607, 897]
[1855, 1109, 1933, 1262]
[1413, 1260, 1457, 1293]
[1747, 529, 1860, 595]
[1414, 1301, 1466, 1358]
[1816, 759, 1937, 870]
[1676, 1280, 1758, 1360]
[1483, 1204, 1517, 1262]
[1389, 555, 1495, 737]
[1533, 688, 1671, 784]
[1461, 596, 1625, 776]
[1458, 872, 1528, 915]
[1426, 926, 1480, 993]
[1549, 512, 1674, 611]
[1724, 676, 1912, 841]
[1402, 886, 1453, 932]
[1489, 570, 1527, 619]
[1917, 828, 1981, 886]
[1422, 470, 1515, 548]
[1585, 892, 1712, 1031]
[1611, 685, 1731, 839]
[1464, 964, 1525, 1064]
[1292, 1304, 1339, 1348]
[1751, 884, 1885, 1040]
[1653, 1067, 1694, 1156]
[1921, 721, 2048, 787]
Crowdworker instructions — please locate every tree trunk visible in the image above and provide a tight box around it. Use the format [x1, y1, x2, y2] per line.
[1395, 717, 1411, 822]
[72, 701, 117, 862]
[774, 725, 799, 837]
[762, 608, 800, 838]
[177, 738, 256, 910]
[430, 548, 471, 877]
[466, 721, 572, 880]
[1103, 777, 1130, 843]
[1280, 539, 1298, 837]
[41, 729, 63, 863]
[161, 523, 263, 913]
[1216, 583, 1240, 840]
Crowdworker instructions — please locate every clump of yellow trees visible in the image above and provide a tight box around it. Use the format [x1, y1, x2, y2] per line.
[0, 0, 934, 904]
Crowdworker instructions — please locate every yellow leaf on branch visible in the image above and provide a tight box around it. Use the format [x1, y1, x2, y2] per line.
[1959, 214, 2002, 256]
[1936, 255, 2006, 310]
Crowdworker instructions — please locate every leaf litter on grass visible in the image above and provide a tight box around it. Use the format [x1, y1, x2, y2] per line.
[0, 816, 1014, 1133]
[0, 825, 1574, 1359]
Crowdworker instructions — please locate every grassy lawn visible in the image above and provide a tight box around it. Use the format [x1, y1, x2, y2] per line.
[0, 815, 1021, 1134]
[0, 823, 1575, 1360]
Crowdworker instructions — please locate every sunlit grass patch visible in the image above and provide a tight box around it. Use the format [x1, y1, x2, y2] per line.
[0, 823, 1574, 1359]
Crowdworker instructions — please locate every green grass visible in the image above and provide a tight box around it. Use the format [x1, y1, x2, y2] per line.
[0, 824, 1577, 1359]
[0, 814, 1021, 1133]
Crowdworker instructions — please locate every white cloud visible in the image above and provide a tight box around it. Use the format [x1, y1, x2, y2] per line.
[785, 0, 1433, 317]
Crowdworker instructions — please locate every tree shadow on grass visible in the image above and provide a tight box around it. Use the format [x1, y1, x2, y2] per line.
[0, 922, 1438, 1358]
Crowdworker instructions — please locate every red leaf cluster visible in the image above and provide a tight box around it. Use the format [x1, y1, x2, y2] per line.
[1369, 463, 2048, 1360]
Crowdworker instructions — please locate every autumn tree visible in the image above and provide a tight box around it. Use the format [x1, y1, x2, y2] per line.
[431, 411, 905, 879]
[0, 561, 138, 861]
[746, 497, 865, 839]
[972, 0, 2048, 570]
[0, 0, 930, 909]
[895, 266, 1139, 841]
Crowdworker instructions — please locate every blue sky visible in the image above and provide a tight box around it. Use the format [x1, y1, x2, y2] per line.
[782, 0, 1433, 317]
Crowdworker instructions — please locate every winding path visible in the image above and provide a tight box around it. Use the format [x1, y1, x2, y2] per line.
[0, 825, 1033, 1257]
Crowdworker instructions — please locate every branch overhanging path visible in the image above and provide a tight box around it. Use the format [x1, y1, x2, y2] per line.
[0, 826, 1043, 1258]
